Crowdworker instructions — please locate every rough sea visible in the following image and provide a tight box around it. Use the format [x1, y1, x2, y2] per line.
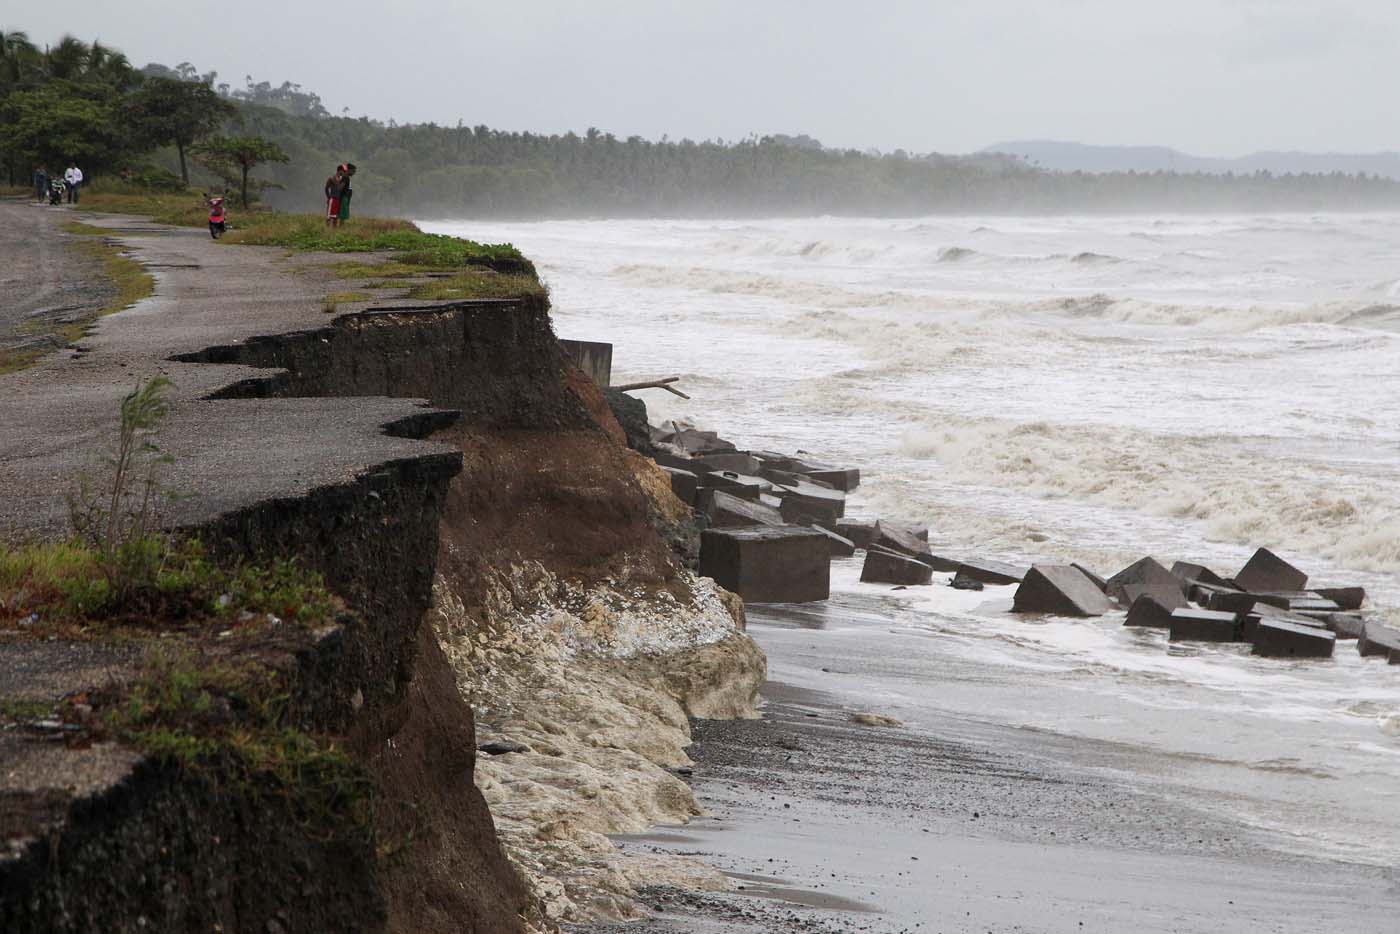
[424, 213, 1400, 868]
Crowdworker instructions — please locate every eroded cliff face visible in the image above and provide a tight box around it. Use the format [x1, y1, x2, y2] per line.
[2, 293, 761, 933]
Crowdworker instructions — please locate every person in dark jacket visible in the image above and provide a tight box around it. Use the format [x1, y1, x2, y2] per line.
[34, 166, 48, 203]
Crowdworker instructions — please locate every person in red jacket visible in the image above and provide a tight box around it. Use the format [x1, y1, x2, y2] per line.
[324, 166, 343, 227]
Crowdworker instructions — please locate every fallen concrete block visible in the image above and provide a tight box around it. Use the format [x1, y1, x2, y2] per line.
[950, 571, 984, 591]
[699, 526, 831, 603]
[1311, 586, 1365, 611]
[799, 464, 861, 492]
[559, 338, 613, 387]
[956, 559, 1028, 587]
[671, 429, 737, 456]
[1206, 590, 1262, 615]
[919, 553, 964, 572]
[1107, 557, 1187, 610]
[775, 480, 846, 526]
[1124, 594, 1175, 628]
[692, 452, 763, 475]
[1188, 580, 1239, 605]
[882, 521, 929, 542]
[872, 522, 930, 558]
[1234, 548, 1308, 593]
[1170, 561, 1230, 590]
[1325, 613, 1365, 640]
[811, 525, 856, 558]
[759, 466, 834, 489]
[705, 489, 784, 528]
[861, 546, 933, 586]
[1072, 563, 1109, 593]
[1358, 623, 1400, 658]
[1241, 605, 1329, 640]
[663, 466, 699, 505]
[652, 444, 699, 472]
[1012, 565, 1115, 617]
[834, 518, 877, 550]
[699, 471, 773, 501]
[1252, 618, 1335, 658]
[1169, 608, 1243, 642]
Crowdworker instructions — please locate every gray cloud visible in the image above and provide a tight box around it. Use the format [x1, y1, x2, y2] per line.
[6, 0, 1398, 155]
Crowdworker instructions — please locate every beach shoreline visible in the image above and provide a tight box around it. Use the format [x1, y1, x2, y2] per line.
[570, 606, 1400, 934]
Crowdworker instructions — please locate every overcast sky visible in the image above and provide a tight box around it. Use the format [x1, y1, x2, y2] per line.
[5, 0, 1398, 156]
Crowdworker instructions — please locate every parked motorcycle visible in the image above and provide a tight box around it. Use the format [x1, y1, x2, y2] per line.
[207, 195, 227, 239]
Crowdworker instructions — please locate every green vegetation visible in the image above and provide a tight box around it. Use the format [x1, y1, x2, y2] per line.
[194, 134, 289, 207]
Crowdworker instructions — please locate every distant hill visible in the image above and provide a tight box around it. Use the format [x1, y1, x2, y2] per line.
[982, 140, 1400, 180]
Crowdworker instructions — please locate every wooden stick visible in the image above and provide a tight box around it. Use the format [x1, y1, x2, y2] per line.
[612, 377, 691, 399]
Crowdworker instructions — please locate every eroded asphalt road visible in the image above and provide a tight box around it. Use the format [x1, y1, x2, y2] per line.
[0, 199, 114, 358]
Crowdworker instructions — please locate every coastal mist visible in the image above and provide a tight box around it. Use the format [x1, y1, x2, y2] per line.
[427, 213, 1400, 868]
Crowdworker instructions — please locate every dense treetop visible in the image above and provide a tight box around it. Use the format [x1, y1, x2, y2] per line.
[4, 30, 1400, 217]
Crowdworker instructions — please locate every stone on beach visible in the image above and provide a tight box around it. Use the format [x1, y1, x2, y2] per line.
[949, 571, 984, 591]
[1357, 623, 1400, 658]
[699, 526, 831, 603]
[955, 558, 1028, 586]
[1252, 618, 1336, 659]
[704, 489, 784, 528]
[834, 518, 878, 550]
[860, 546, 934, 586]
[1169, 608, 1243, 642]
[1012, 565, 1115, 617]
[1124, 594, 1176, 628]
[1106, 557, 1187, 609]
[1234, 547, 1308, 593]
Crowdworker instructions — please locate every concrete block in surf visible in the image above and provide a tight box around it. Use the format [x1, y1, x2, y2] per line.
[1252, 618, 1335, 658]
[700, 526, 831, 603]
[1013, 565, 1115, 617]
[1234, 547, 1308, 593]
[1124, 594, 1176, 629]
[861, 546, 934, 586]
[1169, 608, 1243, 642]
[1358, 623, 1400, 658]
[704, 489, 784, 528]
[1106, 557, 1187, 609]
[957, 559, 1028, 587]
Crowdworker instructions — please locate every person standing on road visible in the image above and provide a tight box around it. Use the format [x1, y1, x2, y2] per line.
[337, 163, 356, 225]
[34, 166, 48, 203]
[63, 163, 83, 204]
[324, 166, 343, 227]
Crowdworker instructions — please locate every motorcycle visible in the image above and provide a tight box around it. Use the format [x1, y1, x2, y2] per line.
[207, 195, 227, 239]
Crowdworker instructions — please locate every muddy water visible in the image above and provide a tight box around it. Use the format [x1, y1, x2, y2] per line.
[424, 214, 1400, 868]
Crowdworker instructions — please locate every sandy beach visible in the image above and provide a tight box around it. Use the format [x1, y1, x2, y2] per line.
[572, 598, 1400, 933]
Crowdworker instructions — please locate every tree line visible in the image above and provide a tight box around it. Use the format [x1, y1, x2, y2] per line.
[6, 30, 1400, 218]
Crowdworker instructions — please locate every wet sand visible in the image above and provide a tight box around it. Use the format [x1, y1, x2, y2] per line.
[569, 608, 1400, 933]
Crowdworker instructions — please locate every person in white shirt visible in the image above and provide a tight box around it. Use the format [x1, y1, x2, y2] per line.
[63, 163, 83, 204]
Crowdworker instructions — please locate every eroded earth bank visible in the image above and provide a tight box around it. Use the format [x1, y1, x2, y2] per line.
[0, 202, 763, 933]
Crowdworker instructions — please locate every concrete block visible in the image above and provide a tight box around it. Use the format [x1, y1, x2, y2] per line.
[1107, 557, 1187, 609]
[1206, 590, 1262, 615]
[1072, 563, 1109, 593]
[1241, 607, 1327, 640]
[1311, 586, 1366, 611]
[692, 452, 763, 475]
[705, 489, 784, 528]
[872, 522, 930, 558]
[956, 559, 1028, 586]
[1234, 547, 1308, 593]
[671, 428, 737, 456]
[759, 493, 785, 510]
[834, 518, 877, 550]
[1325, 613, 1365, 640]
[860, 546, 934, 586]
[663, 466, 698, 505]
[1170, 561, 1230, 590]
[882, 522, 929, 542]
[1358, 623, 1400, 658]
[1124, 594, 1175, 628]
[1188, 581, 1239, 605]
[1252, 619, 1335, 658]
[799, 464, 861, 492]
[811, 525, 856, 558]
[1169, 608, 1243, 642]
[1012, 565, 1115, 617]
[699, 471, 772, 501]
[699, 526, 831, 604]
[920, 553, 964, 573]
[775, 481, 846, 526]
[559, 338, 613, 386]
[760, 466, 833, 489]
